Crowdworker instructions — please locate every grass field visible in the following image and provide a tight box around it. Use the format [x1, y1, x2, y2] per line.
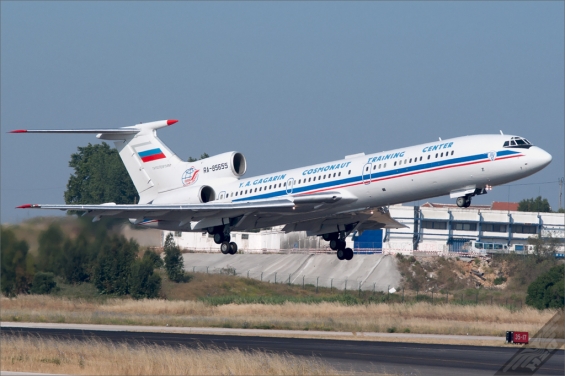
[1, 335, 337, 375]
[2, 294, 558, 337]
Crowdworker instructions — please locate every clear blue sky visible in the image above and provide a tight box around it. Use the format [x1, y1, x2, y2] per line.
[1, 2, 563, 223]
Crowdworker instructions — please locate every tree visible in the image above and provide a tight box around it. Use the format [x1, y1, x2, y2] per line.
[142, 249, 163, 269]
[526, 264, 564, 309]
[129, 258, 161, 299]
[1, 228, 35, 297]
[518, 196, 552, 212]
[528, 233, 560, 260]
[65, 143, 138, 205]
[163, 234, 188, 282]
[31, 272, 58, 295]
[91, 235, 138, 295]
[187, 153, 210, 162]
[62, 234, 92, 284]
[36, 223, 65, 275]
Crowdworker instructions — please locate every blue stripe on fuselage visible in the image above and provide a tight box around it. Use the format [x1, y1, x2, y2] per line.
[232, 150, 521, 202]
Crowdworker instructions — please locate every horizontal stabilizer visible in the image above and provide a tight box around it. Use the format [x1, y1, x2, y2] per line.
[9, 128, 139, 135]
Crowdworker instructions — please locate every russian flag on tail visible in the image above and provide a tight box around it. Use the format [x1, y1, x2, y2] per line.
[138, 148, 166, 163]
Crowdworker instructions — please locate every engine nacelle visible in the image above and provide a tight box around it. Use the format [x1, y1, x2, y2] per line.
[152, 184, 216, 204]
[190, 152, 247, 181]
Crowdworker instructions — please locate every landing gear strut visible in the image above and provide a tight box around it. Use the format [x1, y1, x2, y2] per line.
[323, 231, 354, 261]
[209, 225, 238, 255]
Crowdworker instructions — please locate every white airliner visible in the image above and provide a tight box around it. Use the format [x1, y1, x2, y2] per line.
[11, 119, 552, 260]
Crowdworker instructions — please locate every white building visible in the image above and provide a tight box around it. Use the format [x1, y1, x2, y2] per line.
[163, 203, 564, 256]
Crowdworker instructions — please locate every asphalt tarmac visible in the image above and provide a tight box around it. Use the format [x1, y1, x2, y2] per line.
[2, 326, 563, 375]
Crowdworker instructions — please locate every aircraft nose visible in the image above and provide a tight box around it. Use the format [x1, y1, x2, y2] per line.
[530, 146, 552, 170]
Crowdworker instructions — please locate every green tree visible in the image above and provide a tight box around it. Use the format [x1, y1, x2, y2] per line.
[30, 272, 58, 294]
[518, 196, 552, 212]
[91, 235, 138, 295]
[187, 152, 210, 162]
[1, 228, 35, 297]
[528, 233, 560, 260]
[526, 264, 564, 309]
[36, 223, 65, 275]
[142, 249, 163, 269]
[129, 258, 161, 299]
[65, 143, 138, 205]
[163, 234, 187, 282]
[62, 234, 92, 283]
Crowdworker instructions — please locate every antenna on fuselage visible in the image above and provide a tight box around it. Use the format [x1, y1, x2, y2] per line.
[500, 130, 504, 135]
[439, 137, 442, 141]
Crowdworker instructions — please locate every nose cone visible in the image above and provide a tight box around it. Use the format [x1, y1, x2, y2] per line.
[530, 146, 552, 171]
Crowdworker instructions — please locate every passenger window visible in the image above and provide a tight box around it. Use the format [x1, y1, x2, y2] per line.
[384, 163, 386, 168]
[409, 158, 412, 163]
[365, 166, 369, 171]
[254, 188, 257, 192]
[404, 159, 407, 164]
[379, 164, 381, 169]
[235, 192, 238, 196]
[269, 185, 272, 189]
[428, 155, 430, 160]
[318, 176, 321, 180]
[419, 156, 422, 161]
[259, 187, 262, 191]
[333, 173, 336, 177]
[308, 178, 311, 182]
[435, 153, 438, 158]
[451, 151, 454, 155]
[245, 190, 247, 194]
[394, 161, 397, 166]
[440, 152, 443, 157]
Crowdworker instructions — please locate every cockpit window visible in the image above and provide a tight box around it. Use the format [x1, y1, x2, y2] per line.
[503, 137, 533, 149]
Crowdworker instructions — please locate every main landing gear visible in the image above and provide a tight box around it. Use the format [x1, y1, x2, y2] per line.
[323, 232, 353, 261]
[209, 226, 238, 255]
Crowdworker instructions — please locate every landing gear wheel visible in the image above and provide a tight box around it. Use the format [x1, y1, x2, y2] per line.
[329, 239, 338, 251]
[323, 233, 339, 241]
[337, 249, 345, 260]
[220, 241, 230, 254]
[344, 248, 354, 260]
[456, 196, 472, 208]
[214, 233, 224, 244]
[229, 242, 238, 255]
[464, 197, 471, 208]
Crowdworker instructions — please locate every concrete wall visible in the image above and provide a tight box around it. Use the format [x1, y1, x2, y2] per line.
[182, 253, 401, 292]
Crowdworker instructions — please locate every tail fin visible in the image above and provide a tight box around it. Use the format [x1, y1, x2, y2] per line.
[10, 119, 192, 203]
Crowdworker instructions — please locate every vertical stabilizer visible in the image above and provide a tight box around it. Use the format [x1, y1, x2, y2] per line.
[98, 120, 189, 203]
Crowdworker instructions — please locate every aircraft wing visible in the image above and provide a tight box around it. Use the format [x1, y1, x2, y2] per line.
[17, 199, 295, 221]
[280, 206, 406, 235]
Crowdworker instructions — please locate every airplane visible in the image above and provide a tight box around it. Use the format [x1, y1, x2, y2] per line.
[11, 120, 552, 260]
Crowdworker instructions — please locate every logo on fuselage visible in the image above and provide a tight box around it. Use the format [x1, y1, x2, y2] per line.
[488, 151, 496, 161]
[182, 167, 200, 186]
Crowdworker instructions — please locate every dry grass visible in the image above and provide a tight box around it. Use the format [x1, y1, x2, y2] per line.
[1, 335, 336, 375]
[2, 295, 558, 336]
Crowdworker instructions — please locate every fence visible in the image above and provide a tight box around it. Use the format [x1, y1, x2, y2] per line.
[185, 265, 526, 309]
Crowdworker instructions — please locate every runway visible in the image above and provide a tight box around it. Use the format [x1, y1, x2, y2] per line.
[2, 326, 563, 375]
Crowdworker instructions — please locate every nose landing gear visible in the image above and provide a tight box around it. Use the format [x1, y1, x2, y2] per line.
[456, 196, 472, 208]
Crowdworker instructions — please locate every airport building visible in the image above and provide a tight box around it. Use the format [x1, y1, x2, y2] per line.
[163, 202, 565, 255]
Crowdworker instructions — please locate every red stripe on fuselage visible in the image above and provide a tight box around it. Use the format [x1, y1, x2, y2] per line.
[302, 154, 523, 196]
